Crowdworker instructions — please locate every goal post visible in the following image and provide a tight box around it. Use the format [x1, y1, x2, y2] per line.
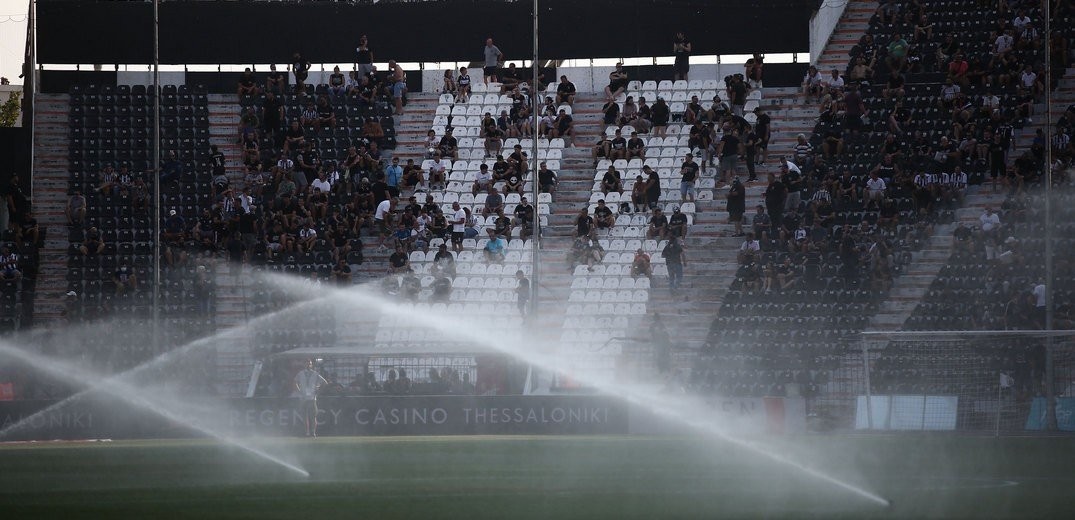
[841, 331, 1075, 435]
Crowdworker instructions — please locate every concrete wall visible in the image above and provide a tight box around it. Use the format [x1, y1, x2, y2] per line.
[809, 0, 851, 64]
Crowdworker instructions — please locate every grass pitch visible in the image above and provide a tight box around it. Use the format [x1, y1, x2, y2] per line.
[1, 435, 1073, 519]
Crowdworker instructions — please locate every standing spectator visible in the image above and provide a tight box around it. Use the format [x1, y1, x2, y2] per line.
[290, 52, 311, 94]
[680, 153, 699, 202]
[842, 84, 866, 136]
[384, 157, 403, 198]
[374, 197, 395, 250]
[716, 125, 741, 186]
[764, 177, 787, 230]
[450, 201, 466, 252]
[727, 178, 746, 237]
[673, 31, 691, 81]
[294, 360, 328, 437]
[389, 60, 407, 116]
[515, 270, 530, 316]
[604, 63, 628, 101]
[355, 35, 374, 79]
[483, 38, 504, 83]
[662, 236, 686, 293]
[651, 98, 670, 137]
[265, 63, 286, 95]
[729, 75, 748, 117]
[745, 53, 764, 89]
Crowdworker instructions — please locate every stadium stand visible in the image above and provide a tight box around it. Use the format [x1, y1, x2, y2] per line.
[691, 0, 1074, 398]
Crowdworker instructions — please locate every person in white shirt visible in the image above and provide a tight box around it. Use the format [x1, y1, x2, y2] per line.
[994, 30, 1014, 55]
[979, 206, 1001, 235]
[298, 221, 317, 252]
[311, 171, 332, 194]
[737, 232, 761, 264]
[802, 66, 823, 100]
[1019, 65, 1040, 95]
[374, 197, 394, 249]
[428, 154, 447, 189]
[824, 69, 844, 92]
[294, 359, 328, 437]
[472, 164, 493, 196]
[864, 171, 886, 209]
[451, 201, 467, 252]
[1012, 11, 1032, 31]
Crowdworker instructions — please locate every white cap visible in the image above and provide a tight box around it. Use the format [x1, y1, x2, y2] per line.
[169, 209, 177, 216]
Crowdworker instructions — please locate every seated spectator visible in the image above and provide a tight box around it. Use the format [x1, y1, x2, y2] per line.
[432, 243, 456, 279]
[427, 153, 447, 190]
[315, 96, 336, 129]
[538, 162, 557, 193]
[299, 100, 318, 127]
[513, 196, 535, 240]
[388, 245, 410, 273]
[483, 228, 506, 262]
[484, 123, 504, 159]
[507, 144, 528, 179]
[601, 98, 620, 133]
[609, 129, 628, 160]
[491, 207, 512, 238]
[401, 159, 425, 192]
[568, 237, 604, 272]
[482, 185, 503, 218]
[594, 199, 615, 231]
[66, 190, 86, 225]
[627, 131, 646, 159]
[438, 128, 459, 159]
[601, 166, 623, 196]
[442, 68, 457, 97]
[864, 171, 887, 210]
[592, 133, 611, 163]
[802, 66, 823, 101]
[604, 62, 628, 101]
[328, 66, 347, 99]
[667, 206, 689, 238]
[886, 33, 909, 72]
[113, 263, 137, 294]
[631, 175, 648, 213]
[683, 95, 703, 124]
[238, 67, 259, 97]
[0, 245, 20, 281]
[503, 174, 524, 197]
[456, 66, 472, 102]
[751, 204, 771, 239]
[265, 63, 286, 95]
[551, 109, 575, 144]
[332, 257, 352, 286]
[631, 248, 652, 278]
[647, 207, 668, 239]
[80, 226, 105, 256]
[883, 69, 905, 99]
[556, 75, 576, 105]
[283, 120, 305, 153]
[737, 232, 760, 264]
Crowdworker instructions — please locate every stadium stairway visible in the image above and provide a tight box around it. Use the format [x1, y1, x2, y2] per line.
[814, 1, 880, 73]
[29, 93, 73, 325]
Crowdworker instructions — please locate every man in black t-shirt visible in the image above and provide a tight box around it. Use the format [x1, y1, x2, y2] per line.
[538, 162, 558, 193]
[575, 208, 595, 239]
[601, 166, 623, 195]
[556, 75, 577, 105]
[594, 200, 615, 230]
[679, 154, 699, 202]
[644, 166, 662, 210]
[514, 197, 535, 240]
[647, 207, 668, 239]
[610, 129, 628, 160]
[668, 206, 688, 238]
[716, 126, 741, 185]
[627, 131, 646, 159]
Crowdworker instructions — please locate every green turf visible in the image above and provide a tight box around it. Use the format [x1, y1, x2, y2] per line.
[1, 435, 1073, 519]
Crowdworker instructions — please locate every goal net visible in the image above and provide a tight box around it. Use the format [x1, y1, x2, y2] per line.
[839, 331, 1075, 434]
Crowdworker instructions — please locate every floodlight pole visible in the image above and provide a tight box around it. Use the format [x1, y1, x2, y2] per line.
[152, 0, 161, 354]
[530, 0, 540, 322]
[1043, 0, 1056, 431]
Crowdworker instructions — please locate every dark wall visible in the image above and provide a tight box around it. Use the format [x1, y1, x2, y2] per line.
[38, 0, 813, 65]
[0, 127, 32, 182]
